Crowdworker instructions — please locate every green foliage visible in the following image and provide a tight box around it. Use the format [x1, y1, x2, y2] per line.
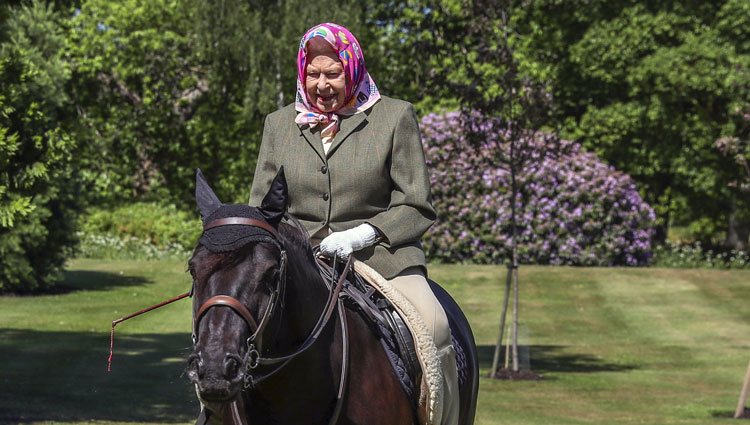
[76, 232, 192, 261]
[64, 0, 370, 207]
[371, 0, 563, 118]
[0, 1, 79, 293]
[66, 0, 198, 204]
[5, 0, 750, 281]
[652, 241, 750, 269]
[78, 202, 201, 260]
[514, 1, 750, 246]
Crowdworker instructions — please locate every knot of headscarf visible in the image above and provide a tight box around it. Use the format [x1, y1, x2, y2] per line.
[294, 23, 380, 147]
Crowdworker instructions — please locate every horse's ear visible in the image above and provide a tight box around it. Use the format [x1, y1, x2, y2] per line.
[259, 167, 287, 225]
[195, 168, 222, 219]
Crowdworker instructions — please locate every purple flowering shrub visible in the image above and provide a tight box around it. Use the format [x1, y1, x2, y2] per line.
[420, 112, 656, 266]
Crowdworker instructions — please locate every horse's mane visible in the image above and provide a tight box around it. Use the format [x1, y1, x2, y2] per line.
[277, 220, 319, 272]
[277, 220, 311, 251]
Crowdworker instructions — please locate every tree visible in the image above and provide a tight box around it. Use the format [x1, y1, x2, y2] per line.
[0, 1, 79, 292]
[386, 0, 559, 375]
[66, 0, 204, 205]
[513, 0, 750, 248]
[65, 0, 371, 207]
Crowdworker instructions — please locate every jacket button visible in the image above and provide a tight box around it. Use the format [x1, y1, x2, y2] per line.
[320, 165, 328, 174]
[322, 193, 329, 201]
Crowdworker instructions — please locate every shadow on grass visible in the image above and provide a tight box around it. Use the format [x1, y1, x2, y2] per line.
[711, 408, 750, 419]
[0, 328, 198, 423]
[51, 270, 153, 293]
[477, 344, 639, 374]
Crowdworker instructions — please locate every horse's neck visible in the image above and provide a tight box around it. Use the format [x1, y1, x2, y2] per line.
[272, 243, 328, 348]
[246, 244, 337, 423]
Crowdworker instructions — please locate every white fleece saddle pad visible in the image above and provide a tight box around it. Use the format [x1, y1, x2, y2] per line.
[352, 259, 443, 425]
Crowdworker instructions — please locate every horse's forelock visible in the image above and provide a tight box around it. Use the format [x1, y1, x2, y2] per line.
[190, 243, 257, 286]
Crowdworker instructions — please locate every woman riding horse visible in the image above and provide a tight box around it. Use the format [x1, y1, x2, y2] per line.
[249, 22, 459, 425]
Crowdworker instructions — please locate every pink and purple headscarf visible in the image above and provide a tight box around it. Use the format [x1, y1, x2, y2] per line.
[294, 23, 381, 144]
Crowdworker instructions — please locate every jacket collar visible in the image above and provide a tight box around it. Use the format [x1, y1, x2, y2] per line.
[297, 110, 370, 161]
[298, 124, 325, 162]
[325, 112, 368, 158]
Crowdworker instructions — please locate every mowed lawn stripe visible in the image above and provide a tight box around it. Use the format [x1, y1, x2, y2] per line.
[431, 265, 750, 425]
[592, 268, 750, 423]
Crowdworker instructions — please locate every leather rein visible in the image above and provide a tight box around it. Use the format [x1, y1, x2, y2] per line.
[193, 216, 351, 424]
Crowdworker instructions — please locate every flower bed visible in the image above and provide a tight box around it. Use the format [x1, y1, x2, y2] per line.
[421, 112, 656, 266]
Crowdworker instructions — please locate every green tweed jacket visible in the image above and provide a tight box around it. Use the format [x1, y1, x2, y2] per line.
[249, 96, 436, 279]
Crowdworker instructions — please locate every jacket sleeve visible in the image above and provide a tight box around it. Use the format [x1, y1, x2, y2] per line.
[366, 103, 436, 247]
[249, 115, 278, 206]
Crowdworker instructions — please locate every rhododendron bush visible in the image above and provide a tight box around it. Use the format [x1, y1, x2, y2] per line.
[420, 112, 656, 266]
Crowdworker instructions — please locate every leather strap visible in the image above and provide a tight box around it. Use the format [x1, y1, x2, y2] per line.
[194, 295, 259, 336]
[203, 217, 280, 240]
[328, 298, 350, 425]
[243, 255, 353, 391]
[256, 255, 352, 367]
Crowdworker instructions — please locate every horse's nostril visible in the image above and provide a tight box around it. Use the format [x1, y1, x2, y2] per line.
[224, 354, 240, 379]
[187, 353, 203, 379]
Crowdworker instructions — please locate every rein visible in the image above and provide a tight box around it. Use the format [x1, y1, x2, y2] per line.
[242, 254, 351, 386]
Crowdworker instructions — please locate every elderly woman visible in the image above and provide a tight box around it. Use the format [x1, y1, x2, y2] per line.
[249, 23, 458, 425]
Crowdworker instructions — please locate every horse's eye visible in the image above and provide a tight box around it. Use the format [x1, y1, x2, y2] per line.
[270, 269, 280, 281]
[263, 269, 280, 286]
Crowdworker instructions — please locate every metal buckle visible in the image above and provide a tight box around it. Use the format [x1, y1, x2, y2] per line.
[248, 348, 260, 369]
[246, 339, 260, 369]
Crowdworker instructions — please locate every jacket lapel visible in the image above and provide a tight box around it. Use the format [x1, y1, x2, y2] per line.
[325, 112, 368, 159]
[297, 123, 326, 163]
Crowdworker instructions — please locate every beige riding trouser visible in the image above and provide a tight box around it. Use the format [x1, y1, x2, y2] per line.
[388, 267, 459, 425]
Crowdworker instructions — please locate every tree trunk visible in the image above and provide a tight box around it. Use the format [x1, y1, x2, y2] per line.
[490, 265, 513, 376]
[511, 264, 519, 372]
[735, 360, 750, 419]
[653, 187, 671, 245]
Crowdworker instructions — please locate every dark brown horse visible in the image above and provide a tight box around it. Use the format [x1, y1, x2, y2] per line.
[186, 168, 478, 425]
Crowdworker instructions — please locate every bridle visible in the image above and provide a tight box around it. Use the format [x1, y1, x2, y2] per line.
[191, 216, 289, 376]
[191, 216, 351, 417]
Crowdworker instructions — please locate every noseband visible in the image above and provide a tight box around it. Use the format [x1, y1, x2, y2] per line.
[192, 216, 351, 391]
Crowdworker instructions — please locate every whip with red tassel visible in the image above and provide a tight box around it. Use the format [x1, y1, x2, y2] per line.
[107, 291, 191, 372]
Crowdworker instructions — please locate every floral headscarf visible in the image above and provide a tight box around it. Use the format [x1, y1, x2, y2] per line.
[294, 23, 380, 146]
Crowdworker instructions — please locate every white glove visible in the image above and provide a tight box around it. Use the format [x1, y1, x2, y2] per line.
[320, 223, 380, 260]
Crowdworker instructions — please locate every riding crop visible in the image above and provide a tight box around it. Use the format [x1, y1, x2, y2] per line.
[107, 290, 191, 372]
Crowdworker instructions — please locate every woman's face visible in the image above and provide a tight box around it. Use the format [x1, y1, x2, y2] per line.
[305, 45, 346, 113]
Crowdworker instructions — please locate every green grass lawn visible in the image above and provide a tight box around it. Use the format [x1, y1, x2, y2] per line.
[1, 259, 749, 424]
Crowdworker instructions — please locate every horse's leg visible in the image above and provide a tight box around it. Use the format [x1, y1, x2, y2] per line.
[337, 310, 415, 425]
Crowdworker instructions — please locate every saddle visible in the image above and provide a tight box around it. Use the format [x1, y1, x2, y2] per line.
[317, 257, 477, 425]
[316, 257, 423, 404]
[341, 259, 478, 425]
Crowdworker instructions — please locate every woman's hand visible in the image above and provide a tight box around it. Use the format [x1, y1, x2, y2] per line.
[320, 223, 379, 259]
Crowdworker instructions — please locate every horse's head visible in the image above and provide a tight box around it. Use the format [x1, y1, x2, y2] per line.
[187, 168, 288, 402]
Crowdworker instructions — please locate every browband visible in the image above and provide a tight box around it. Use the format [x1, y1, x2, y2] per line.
[203, 217, 280, 240]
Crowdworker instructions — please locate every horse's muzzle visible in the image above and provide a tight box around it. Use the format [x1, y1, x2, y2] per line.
[187, 352, 244, 402]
